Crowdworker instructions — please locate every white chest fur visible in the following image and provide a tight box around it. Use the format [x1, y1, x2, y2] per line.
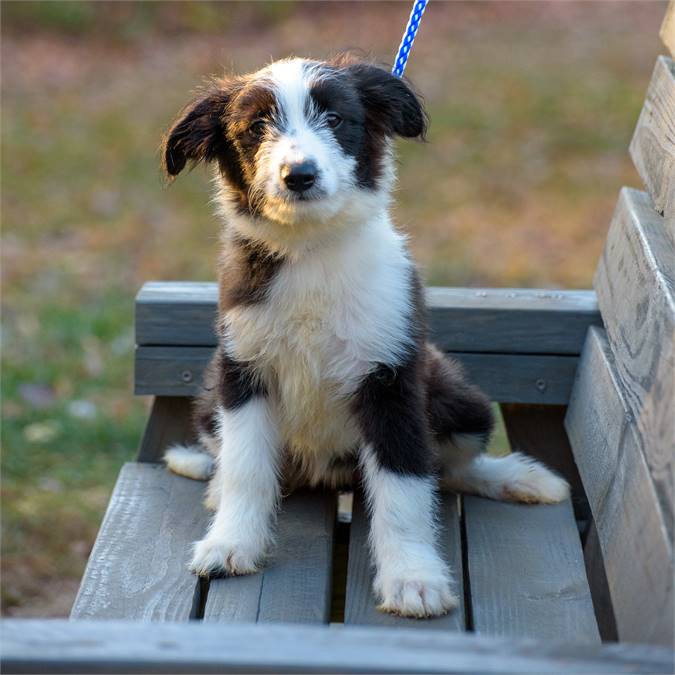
[224, 216, 415, 462]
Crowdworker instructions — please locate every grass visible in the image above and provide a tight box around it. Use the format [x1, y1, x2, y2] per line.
[1, 0, 665, 616]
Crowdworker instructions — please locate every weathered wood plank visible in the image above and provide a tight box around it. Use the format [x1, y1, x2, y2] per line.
[4, 619, 673, 674]
[136, 396, 195, 462]
[203, 490, 336, 624]
[135, 346, 579, 405]
[565, 327, 674, 646]
[135, 346, 210, 397]
[426, 288, 601, 356]
[661, 2, 675, 63]
[583, 522, 619, 643]
[594, 187, 674, 536]
[344, 491, 464, 630]
[499, 404, 589, 521]
[136, 282, 600, 355]
[135, 282, 218, 347]
[70, 463, 207, 620]
[629, 57, 675, 217]
[463, 496, 599, 642]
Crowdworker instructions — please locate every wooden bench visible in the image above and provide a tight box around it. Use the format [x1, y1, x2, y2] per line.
[75, 284, 603, 635]
[2, 5, 674, 673]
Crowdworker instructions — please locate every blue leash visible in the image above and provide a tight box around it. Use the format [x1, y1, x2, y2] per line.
[392, 0, 429, 78]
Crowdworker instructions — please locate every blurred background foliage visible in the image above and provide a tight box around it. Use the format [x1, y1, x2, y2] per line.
[1, 1, 665, 616]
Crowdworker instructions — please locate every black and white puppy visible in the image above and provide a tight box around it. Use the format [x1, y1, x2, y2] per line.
[163, 56, 569, 618]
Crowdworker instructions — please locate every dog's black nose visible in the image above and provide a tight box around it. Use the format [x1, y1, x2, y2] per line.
[281, 161, 317, 193]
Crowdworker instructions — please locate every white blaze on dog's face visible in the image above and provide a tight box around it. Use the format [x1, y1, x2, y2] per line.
[163, 56, 426, 242]
[250, 60, 359, 225]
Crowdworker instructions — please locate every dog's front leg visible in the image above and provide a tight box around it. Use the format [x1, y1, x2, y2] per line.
[360, 447, 458, 617]
[354, 363, 458, 618]
[190, 396, 279, 577]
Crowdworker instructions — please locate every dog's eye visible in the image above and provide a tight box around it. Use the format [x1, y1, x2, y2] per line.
[326, 113, 342, 129]
[249, 119, 267, 138]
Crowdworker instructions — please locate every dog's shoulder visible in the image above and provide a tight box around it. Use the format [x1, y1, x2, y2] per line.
[217, 232, 285, 314]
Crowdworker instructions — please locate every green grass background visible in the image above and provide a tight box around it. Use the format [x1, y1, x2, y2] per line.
[1, 0, 665, 615]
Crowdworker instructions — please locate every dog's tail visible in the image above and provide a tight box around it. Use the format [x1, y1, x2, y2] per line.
[164, 444, 215, 481]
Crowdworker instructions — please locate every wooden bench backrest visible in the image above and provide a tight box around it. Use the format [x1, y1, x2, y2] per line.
[565, 6, 674, 647]
[134, 285, 601, 405]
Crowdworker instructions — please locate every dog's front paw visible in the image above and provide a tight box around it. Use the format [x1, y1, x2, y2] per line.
[375, 573, 458, 618]
[190, 537, 261, 577]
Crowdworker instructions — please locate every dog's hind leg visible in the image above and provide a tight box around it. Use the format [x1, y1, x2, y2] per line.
[441, 450, 570, 504]
[425, 344, 569, 504]
[425, 343, 495, 464]
[164, 441, 215, 481]
[163, 369, 220, 483]
[163, 351, 228, 509]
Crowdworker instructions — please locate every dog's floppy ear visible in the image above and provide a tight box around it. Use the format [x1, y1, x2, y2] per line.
[162, 85, 231, 177]
[346, 63, 427, 139]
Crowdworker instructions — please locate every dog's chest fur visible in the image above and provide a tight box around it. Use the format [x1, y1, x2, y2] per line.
[223, 216, 415, 464]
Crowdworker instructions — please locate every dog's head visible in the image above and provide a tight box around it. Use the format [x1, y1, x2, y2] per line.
[163, 56, 426, 236]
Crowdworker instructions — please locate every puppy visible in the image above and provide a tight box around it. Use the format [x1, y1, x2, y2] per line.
[162, 56, 569, 618]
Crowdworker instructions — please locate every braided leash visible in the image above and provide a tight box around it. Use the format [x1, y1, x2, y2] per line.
[392, 0, 429, 78]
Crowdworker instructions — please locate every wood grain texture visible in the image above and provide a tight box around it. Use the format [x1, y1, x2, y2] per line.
[135, 346, 579, 405]
[4, 619, 673, 675]
[463, 496, 599, 642]
[136, 396, 195, 462]
[70, 463, 207, 620]
[594, 187, 675, 537]
[135, 281, 218, 347]
[565, 327, 674, 646]
[136, 282, 600, 355]
[135, 346, 210, 397]
[457, 353, 579, 405]
[203, 490, 336, 624]
[499, 404, 588, 520]
[662, 3, 675, 65]
[344, 491, 465, 630]
[629, 57, 675, 217]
